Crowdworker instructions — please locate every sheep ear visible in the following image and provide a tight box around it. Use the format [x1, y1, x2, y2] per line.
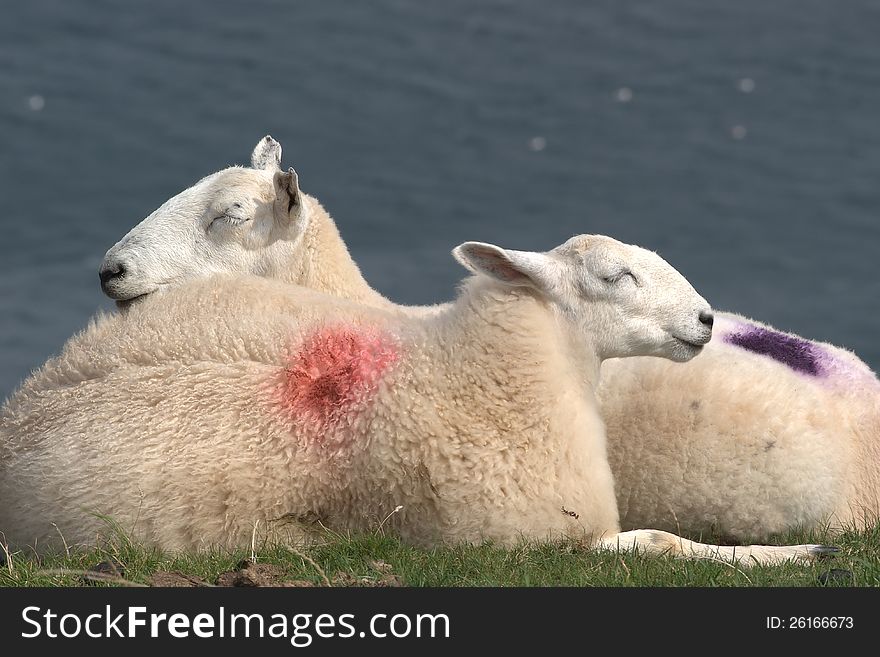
[452, 242, 558, 291]
[252, 135, 282, 171]
[272, 167, 305, 229]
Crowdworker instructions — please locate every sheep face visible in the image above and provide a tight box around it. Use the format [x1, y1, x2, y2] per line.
[453, 234, 713, 363]
[99, 136, 304, 305]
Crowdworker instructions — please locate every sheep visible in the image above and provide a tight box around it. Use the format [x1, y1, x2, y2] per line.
[0, 233, 830, 564]
[599, 313, 880, 539]
[96, 136, 880, 541]
[99, 136, 405, 314]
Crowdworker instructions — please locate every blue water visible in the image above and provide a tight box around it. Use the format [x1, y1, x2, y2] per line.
[2, 0, 879, 398]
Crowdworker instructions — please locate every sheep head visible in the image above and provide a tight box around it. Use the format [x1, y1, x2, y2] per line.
[99, 136, 309, 305]
[453, 234, 714, 363]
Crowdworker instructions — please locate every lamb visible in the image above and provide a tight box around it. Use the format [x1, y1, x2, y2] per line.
[600, 315, 880, 538]
[99, 136, 407, 314]
[0, 233, 829, 564]
[96, 136, 880, 540]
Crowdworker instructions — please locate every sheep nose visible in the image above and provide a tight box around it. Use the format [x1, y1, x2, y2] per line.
[99, 260, 126, 289]
[698, 311, 714, 328]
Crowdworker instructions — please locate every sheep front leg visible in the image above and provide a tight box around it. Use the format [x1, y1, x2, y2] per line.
[596, 529, 837, 566]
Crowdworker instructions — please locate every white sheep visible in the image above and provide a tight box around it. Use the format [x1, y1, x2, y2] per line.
[100, 136, 400, 313]
[97, 136, 880, 540]
[0, 234, 828, 564]
[600, 313, 880, 538]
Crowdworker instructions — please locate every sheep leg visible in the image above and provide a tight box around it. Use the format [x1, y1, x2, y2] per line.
[596, 529, 837, 566]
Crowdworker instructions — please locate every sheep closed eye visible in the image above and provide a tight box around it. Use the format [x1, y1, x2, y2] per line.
[602, 271, 638, 285]
[208, 212, 251, 229]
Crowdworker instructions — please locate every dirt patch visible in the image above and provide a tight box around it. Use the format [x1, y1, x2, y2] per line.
[215, 560, 315, 587]
[146, 558, 405, 588]
[149, 571, 211, 587]
[817, 568, 854, 586]
[83, 558, 125, 585]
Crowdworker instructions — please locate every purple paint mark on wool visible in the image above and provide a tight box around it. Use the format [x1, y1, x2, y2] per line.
[724, 326, 822, 376]
[714, 314, 880, 391]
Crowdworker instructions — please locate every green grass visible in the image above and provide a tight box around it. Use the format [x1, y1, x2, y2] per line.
[3, 522, 879, 587]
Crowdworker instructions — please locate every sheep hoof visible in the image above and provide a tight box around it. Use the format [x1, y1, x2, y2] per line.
[809, 545, 840, 558]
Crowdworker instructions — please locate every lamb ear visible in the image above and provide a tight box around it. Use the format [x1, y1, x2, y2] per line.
[452, 241, 559, 291]
[272, 167, 305, 229]
[251, 135, 282, 171]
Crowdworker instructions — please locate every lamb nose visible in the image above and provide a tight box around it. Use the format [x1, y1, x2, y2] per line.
[699, 311, 714, 328]
[99, 261, 126, 286]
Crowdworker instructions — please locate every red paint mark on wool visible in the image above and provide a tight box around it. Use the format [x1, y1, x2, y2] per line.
[277, 324, 400, 441]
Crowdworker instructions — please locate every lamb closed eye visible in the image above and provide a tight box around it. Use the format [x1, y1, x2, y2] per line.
[603, 271, 637, 284]
[209, 212, 251, 228]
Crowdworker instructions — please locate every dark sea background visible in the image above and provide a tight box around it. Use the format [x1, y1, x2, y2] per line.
[2, 0, 879, 399]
